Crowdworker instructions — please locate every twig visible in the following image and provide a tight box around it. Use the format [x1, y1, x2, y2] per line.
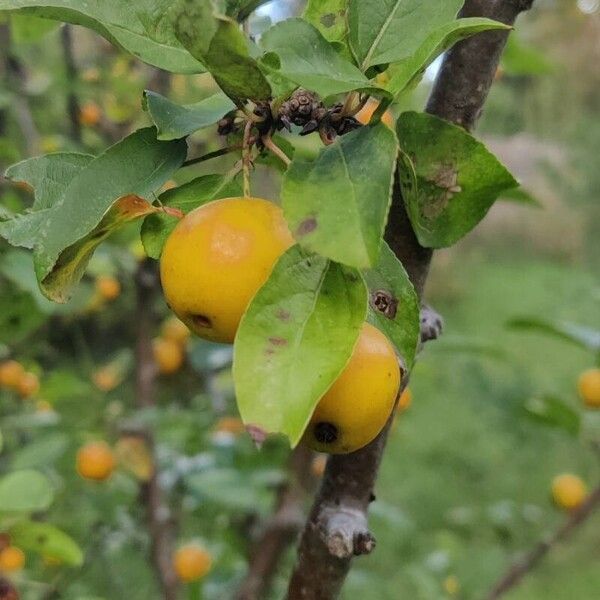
[286, 2, 535, 598]
[346, 94, 370, 118]
[262, 135, 291, 167]
[0, 22, 40, 157]
[236, 446, 315, 600]
[60, 25, 82, 144]
[484, 484, 600, 600]
[242, 120, 253, 198]
[338, 91, 357, 120]
[182, 145, 242, 168]
[134, 259, 179, 600]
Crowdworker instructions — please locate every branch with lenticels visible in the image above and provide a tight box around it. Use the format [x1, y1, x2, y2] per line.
[286, 1, 536, 598]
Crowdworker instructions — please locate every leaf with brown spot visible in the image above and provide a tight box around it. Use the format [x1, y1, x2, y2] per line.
[397, 112, 518, 248]
[363, 242, 420, 368]
[283, 123, 398, 269]
[234, 245, 367, 446]
[304, 0, 352, 60]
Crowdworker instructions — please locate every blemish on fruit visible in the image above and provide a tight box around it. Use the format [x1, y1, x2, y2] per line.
[190, 314, 212, 329]
[370, 289, 398, 319]
[314, 422, 339, 444]
[276, 309, 291, 321]
[269, 336, 288, 346]
[296, 216, 317, 237]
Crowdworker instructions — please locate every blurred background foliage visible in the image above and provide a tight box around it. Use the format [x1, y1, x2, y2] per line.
[0, 0, 599, 599]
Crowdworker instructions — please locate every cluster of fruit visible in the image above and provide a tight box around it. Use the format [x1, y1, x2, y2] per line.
[0, 360, 41, 401]
[1, 499, 211, 587]
[75, 442, 211, 584]
[550, 368, 600, 512]
[152, 316, 191, 376]
[159, 197, 403, 454]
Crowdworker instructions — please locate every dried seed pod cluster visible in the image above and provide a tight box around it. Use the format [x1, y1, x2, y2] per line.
[277, 89, 361, 143]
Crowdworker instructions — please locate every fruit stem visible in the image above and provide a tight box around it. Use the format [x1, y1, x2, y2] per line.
[338, 91, 358, 120]
[347, 94, 370, 117]
[242, 120, 253, 198]
[161, 206, 185, 219]
[262, 135, 291, 167]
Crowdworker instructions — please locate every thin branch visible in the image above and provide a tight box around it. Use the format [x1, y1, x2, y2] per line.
[286, 1, 535, 598]
[242, 120, 253, 198]
[60, 25, 82, 144]
[134, 259, 179, 600]
[0, 22, 40, 157]
[338, 91, 358, 120]
[262, 135, 292, 167]
[236, 446, 315, 600]
[346, 94, 370, 118]
[485, 484, 600, 600]
[182, 145, 242, 168]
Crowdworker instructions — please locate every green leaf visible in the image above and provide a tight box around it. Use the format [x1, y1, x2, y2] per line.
[10, 13, 58, 43]
[386, 18, 511, 98]
[144, 90, 235, 140]
[499, 186, 542, 208]
[171, 0, 271, 102]
[233, 245, 367, 446]
[397, 112, 518, 248]
[348, 0, 463, 70]
[303, 0, 351, 58]
[0, 249, 57, 313]
[522, 396, 580, 436]
[261, 18, 382, 99]
[283, 123, 397, 269]
[363, 242, 420, 368]
[141, 173, 242, 259]
[10, 433, 69, 470]
[5, 152, 94, 211]
[1, 153, 95, 251]
[9, 521, 83, 566]
[0, 288, 46, 343]
[0, 470, 54, 512]
[20, 128, 187, 301]
[39, 194, 163, 302]
[0, 0, 204, 73]
[507, 318, 600, 353]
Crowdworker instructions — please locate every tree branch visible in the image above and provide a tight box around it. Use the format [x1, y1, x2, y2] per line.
[485, 484, 600, 600]
[0, 22, 40, 157]
[60, 25, 82, 144]
[134, 260, 179, 600]
[286, 2, 535, 598]
[236, 446, 315, 600]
